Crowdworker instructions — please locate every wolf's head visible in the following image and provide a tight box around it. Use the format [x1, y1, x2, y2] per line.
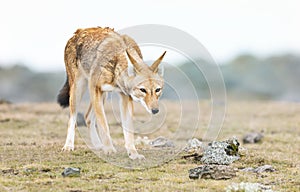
[126, 50, 166, 114]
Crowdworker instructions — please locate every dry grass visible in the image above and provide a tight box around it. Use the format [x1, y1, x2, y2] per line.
[0, 100, 299, 191]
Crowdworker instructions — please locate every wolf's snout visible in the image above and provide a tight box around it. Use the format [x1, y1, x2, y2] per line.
[151, 108, 159, 114]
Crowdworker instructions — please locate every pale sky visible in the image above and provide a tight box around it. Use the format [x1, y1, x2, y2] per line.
[0, 0, 299, 71]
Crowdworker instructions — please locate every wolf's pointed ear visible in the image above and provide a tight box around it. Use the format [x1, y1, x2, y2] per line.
[150, 51, 166, 73]
[126, 49, 142, 72]
[157, 65, 164, 76]
[127, 65, 135, 76]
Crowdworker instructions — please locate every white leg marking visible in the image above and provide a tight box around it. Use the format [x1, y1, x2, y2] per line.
[101, 84, 115, 92]
[120, 94, 145, 160]
[62, 78, 87, 151]
[62, 114, 76, 151]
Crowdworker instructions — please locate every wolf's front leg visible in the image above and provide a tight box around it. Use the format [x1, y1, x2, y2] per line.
[91, 87, 116, 155]
[86, 107, 103, 150]
[119, 93, 145, 160]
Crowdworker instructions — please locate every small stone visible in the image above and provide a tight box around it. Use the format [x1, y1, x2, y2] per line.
[226, 182, 274, 192]
[254, 165, 275, 173]
[241, 165, 275, 173]
[240, 167, 254, 172]
[40, 167, 51, 173]
[62, 167, 80, 177]
[149, 136, 175, 148]
[76, 113, 86, 127]
[183, 138, 204, 161]
[237, 146, 248, 156]
[189, 165, 236, 180]
[135, 136, 151, 146]
[243, 132, 263, 144]
[184, 138, 204, 152]
[2, 168, 19, 175]
[24, 167, 37, 174]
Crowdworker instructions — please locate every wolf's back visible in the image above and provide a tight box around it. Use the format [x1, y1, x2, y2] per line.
[57, 27, 142, 108]
[58, 27, 114, 108]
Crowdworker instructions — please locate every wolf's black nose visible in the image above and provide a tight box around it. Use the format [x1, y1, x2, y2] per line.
[152, 108, 159, 114]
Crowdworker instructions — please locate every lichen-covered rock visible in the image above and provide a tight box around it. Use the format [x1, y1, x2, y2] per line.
[226, 182, 274, 192]
[201, 138, 240, 165]
[189, 165, 236, 180]
[241, 165, 275, 173]
[184, 138, 204, 152]
[149, 136, 175, 148]
[254, 165, 275, 173]
[182, 138, 205, 161]
[135, 136, 151, 146]
[243, 132, 263, 144]
[62, 167, 80, 177]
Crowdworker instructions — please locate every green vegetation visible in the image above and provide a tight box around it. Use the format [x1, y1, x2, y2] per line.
[0, 101, 299, 191]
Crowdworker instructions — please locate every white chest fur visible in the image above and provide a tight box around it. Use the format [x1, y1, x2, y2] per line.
[101, 84, 121, 92]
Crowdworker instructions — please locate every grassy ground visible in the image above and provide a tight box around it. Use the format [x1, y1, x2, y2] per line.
[0, 101, 299, 191]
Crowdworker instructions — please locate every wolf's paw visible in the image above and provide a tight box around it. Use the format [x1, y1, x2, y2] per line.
[62, 145, 74, 151]
[102, 145, 117, 155]
[129, 153, 145, 160]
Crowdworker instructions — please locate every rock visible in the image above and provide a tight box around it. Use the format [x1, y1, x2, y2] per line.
[24, 168, 37, 174]
[183, 138, 204, 161]
[254, 165, 275, 173]
[201, 138, 240, 165]
[226, 182, 274, 192]
[2, 168, 19, 175]
[241, 165, 275, 173]
[243, 132, 263, 144]
[40, 167, 51, 172]
[189, 165, 236, 180]
[62, 167, 80, 177]
[237, 146, 248, 157]
[182, 153, 203, 162]
[184, 138, 204, 152]
[149, 136, 175, 148]
[224, 138, 240, 156]
[76, 113, 86, 127]
[135, 136, 151, 146]
[241, 167, 254, 172]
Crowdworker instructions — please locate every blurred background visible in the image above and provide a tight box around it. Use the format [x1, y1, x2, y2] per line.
[0, 0, 299, 103]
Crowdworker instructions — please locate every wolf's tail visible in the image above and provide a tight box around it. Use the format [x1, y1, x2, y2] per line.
[57, 76, 70, 108]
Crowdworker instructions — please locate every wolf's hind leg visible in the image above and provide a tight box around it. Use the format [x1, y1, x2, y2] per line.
[62, 78, 86, 151]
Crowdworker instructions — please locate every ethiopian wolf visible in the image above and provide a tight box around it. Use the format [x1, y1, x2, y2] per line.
[57, 27, 166, 160]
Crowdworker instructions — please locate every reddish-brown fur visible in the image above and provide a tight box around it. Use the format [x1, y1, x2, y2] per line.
[58, 27, 166, 159]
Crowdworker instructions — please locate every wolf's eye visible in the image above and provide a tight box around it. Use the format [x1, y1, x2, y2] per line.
[140, 88, 147, 93]
[155, 88, 161, 93]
